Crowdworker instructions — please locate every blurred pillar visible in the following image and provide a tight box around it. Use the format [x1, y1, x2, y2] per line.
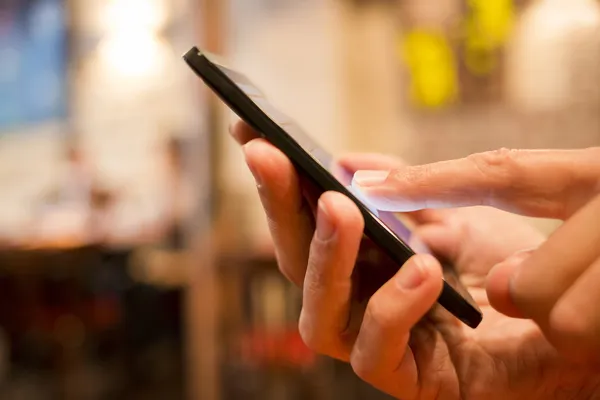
[184, 1, 228, 400]
[335, 0, 404, 154]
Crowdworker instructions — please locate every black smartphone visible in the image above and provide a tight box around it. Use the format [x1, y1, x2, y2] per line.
[183, 47, 482, 329]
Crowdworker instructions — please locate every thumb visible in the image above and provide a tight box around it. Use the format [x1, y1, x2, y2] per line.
[485, 249, 536, 318]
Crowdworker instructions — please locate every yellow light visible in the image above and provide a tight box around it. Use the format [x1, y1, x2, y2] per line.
[400, 31, 458, 109]
[463, 0, 515, 75]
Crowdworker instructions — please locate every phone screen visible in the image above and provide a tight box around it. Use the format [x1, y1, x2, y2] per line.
[215, 63, 431, 254]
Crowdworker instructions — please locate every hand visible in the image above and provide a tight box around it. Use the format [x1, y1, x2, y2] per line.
[231, 122, 600, 399]
[352, 147, 600, 364]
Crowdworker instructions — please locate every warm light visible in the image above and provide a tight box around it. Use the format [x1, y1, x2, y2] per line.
[95, 0, 172, 86]
[97, 31, 169, 81]
[103, 0, 168, 32]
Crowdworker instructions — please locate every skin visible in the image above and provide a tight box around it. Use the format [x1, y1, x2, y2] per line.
[231, 121, 600, 399]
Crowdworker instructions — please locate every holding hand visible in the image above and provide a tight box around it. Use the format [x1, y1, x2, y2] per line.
[232, 121, 600, 399]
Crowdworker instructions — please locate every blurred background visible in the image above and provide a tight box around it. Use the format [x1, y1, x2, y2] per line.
[0, 0, 599, 398]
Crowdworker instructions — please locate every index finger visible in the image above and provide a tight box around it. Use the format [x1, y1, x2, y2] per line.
[335, 154, 448, 225]
[352, 148, 600, 219]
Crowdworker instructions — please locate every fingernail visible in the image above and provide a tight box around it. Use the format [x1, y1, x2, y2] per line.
[243, 142, 262, 186]
[316, 198, 336, 241]
[352, 171, 389, 187]
[396, 255, 432, 290]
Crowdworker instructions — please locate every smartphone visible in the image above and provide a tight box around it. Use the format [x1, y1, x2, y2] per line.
[183, 47, 482, 329]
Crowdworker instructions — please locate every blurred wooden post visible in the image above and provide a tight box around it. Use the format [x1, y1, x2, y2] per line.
[184, 1, 228, 400]
[336, 0, 403, 154]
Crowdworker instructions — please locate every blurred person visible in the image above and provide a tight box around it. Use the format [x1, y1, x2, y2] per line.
[33, 138, 118, 247]
[60, 143, 94, 208]
[34, 141, 95, 246]
[231, 120, 600, 399]
[127, 136, 194, 287]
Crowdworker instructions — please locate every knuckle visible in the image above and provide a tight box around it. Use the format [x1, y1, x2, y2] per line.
[472, 147, 519, 166]
[350, 354, 377, 383]
[298, 310, 325, 353]
[364, 295, 396, 333]
[298, 309, 343, 357]
[349, 342, 383, 384]
[467, 148, 520, 183]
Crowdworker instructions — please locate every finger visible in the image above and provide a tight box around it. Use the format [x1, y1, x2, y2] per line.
[336, 153, 449, 224]
[352, 148, 600, 219]
[299, 191, 364, 361]
[509, 195, 600, 333]
[243, 139, 314, 286]
[232, 118, 322, 215]
[230, 120, 260, 145]
[549, 255, 600, 365]
[486, 249, 535, 319]
[350, 254, 443, 399]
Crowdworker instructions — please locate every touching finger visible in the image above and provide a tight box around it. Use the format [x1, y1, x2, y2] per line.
[336, 153, 450, 225]
[299, 191, 364, 361]
[350, 254, 444, 399]
[352, 148, 600, 219]
[243, 138, 315, 286]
